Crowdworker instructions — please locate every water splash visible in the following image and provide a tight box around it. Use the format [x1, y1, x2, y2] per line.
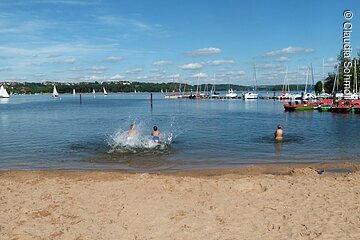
[107, 120, 176, 154]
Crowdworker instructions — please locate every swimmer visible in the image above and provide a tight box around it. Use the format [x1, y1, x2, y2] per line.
[274, 125, 283, 140]
[152, 126, 160, 143]
[127, 124, 135, 138]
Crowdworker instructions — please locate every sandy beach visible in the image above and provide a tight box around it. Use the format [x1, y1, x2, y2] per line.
[1, 163, 360, 240]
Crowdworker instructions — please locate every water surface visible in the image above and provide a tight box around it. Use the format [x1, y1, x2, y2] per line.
[0, 93, 359, 171]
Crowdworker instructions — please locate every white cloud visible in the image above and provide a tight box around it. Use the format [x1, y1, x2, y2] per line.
[262, 63, 282, 69]
[179, 63, 203, 70]
[54, 58, 76, 64]
[125, 68, 143, 74]
[110, 74, 125, 80]
[209, 59, 235, 65]
[136, 75, 149, 80]
[83, 66, 107, 71]
[265, 46, 314, 56]
[80, 75, 106, 81]
[33, 73, 46, 78]
[191, 72, 208, 78]
[168, 74, 180, 78]
[150, 68, 166, 74]
[104, 56, 123, 62]
[275, 56, 289, 62]
[188, 47, 222, 56]
[234, 70, 246, 76]
[152, 60, 172, 66]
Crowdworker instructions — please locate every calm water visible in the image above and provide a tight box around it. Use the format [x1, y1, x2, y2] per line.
[0, 93, 359, 172]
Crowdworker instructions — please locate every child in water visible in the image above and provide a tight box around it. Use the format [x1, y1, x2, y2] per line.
[274, 125, 283, 140]
[127, 124, 135, 139]
[152, 126, 160, 143]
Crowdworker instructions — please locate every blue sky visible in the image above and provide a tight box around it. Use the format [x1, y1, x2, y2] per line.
[0, 0, 359, 85]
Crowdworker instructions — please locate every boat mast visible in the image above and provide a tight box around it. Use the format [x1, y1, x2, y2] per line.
[304, 66, 309, 95]
[282, 68, 286, 92]
[253, 64, 257, 91]
[196, 75, 200, 96]
[297, 65, 299, 92]
[322, 58, 325, 94]
[211, 73, 216, 94]
[283, 67, 288, 92]
[310, 64, 315, 92]
[332, 64, 338, 94]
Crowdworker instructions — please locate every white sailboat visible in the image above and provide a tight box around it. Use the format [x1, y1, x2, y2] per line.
[317, 58, 331, 99]
[277, 67, 292, 100]
[0, 85, 10, 98]
[210, 74, 220, 98]
[52, 85, 59, 98]
[72, 89, 76, 95]
[92, 89, 96, 94]
[103, 87, 108, 95]
[303, 65, 316, 100]
[226, 89, 237, 98]
[243, 64, 259, 100]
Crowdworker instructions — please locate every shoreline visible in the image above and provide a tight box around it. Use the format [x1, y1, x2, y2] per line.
[1, 161, 358, 176]
[1, 163, 360, 239]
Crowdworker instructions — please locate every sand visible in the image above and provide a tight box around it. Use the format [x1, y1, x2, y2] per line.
[1, 164, 360, 240]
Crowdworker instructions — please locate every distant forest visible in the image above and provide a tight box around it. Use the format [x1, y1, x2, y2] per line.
[3, 81, 312, 94]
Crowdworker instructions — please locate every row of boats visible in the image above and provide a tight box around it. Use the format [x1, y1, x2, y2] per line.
[164, 89, 259, 99]
[284, 99, 360, 113]
[52, 85, 108, 98]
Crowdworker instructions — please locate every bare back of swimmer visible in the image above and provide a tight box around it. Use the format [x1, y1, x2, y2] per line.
[274, 125, 283, 140]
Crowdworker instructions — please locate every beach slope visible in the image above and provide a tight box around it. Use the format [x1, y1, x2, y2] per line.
[1, 167, 360, 239]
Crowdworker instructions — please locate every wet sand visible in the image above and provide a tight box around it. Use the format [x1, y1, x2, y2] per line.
[1, 163, 360, 239]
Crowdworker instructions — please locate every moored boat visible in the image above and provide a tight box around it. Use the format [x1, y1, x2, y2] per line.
[165, 93, 182, 99]
[243, 92, 258, 100]
[284, 101, 318, 111]
[317, 99, 333, 112]
[330, 100, 352, 113]
[318, 104, 332, 112]
[225, 89, 238, 98]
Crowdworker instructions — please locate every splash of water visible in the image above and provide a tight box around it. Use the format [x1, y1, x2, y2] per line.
[107, 121, 175, 154]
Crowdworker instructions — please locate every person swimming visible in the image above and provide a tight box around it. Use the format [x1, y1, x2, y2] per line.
[127, 124, 135, 139]
[152, 126, 160, 143]
[274, 125, 283, 140]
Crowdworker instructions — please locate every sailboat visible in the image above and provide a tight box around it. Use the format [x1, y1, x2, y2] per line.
[103, 87, 108, 95]
[318, 58, 332, 99]
[92, 89, 96, 94]
[243, 64, 259, 100]
[72, 89, 76, 95]
[0, 85, 10, 98]
[52, 85, 59, 98]
[210, 74, 220, 98]
[226, 82, 238, 98]
[277, 67, 292, 100]
[302, 65, 316, 100]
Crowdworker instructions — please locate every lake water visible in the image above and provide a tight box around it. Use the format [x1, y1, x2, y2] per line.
[0, 93, 359, 172]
